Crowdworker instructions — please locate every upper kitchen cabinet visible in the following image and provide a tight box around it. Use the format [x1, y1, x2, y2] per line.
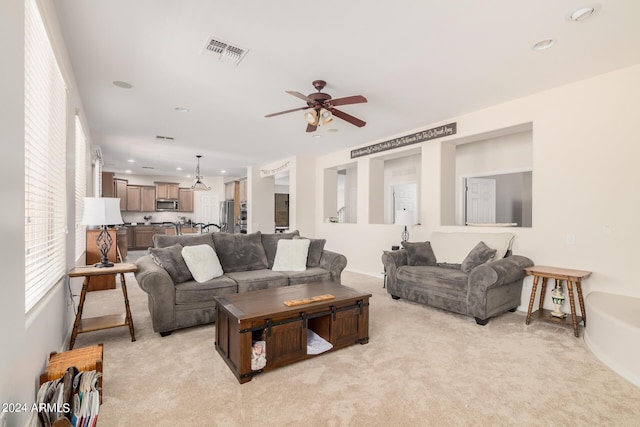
[224, 181, 236, 201]
[126, 185, 155, 212]
[179, 188, 194, 212]
[115, 178, 128, 210]
[155, 182, 179, 200]
[239, 179, 247, 203]
[101, 172, 115, 197]
[101, 172, 128, 209]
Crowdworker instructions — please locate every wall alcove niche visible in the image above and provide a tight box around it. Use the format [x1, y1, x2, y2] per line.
[441, 123, 533, 228]
[323, 164, 357, 223]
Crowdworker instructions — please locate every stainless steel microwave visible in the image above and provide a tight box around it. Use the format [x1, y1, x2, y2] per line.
[156, 199, 179, 211]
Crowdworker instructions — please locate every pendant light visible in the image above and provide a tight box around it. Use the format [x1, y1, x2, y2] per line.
[191, 155, 211, 191]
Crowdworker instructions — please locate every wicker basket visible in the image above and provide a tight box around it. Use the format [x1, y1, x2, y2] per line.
[39, 343, 103, 403]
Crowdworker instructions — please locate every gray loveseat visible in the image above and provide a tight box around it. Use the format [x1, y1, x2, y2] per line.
[382, 232, 533, 325]
[135, 230, 347, 336]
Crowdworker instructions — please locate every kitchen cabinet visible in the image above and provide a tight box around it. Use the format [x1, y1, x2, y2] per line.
[133, 226, 165, 249]
[115, 179, 128, 210]
[117, 227, 128, 260]
[101, 172, 115, 197]
[126, 227, 135, 249]
[126, 186, 142, 211]
[178, 188, 194, 212]
[239, 179, 247, 203]
[224, 181, 237, 201]
[155, 182, 179, 200]
[141, 186, 155, 211]
[126, 185, 155, 212]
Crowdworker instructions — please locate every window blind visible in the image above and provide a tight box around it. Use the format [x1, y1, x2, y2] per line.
[75, 115, 87, 261]
[25, 0, 68, 312]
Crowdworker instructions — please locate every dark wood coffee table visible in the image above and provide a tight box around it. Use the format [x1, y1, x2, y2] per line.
[214, 281, 371, 383]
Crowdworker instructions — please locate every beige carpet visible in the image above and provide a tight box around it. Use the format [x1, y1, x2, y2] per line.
[73, 271, 640, 426]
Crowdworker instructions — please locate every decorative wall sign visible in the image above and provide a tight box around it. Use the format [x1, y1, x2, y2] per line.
[260, 160, 290, 177]
[350, 122, 457, 159]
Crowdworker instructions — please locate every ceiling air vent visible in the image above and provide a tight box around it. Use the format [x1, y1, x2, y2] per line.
[155, 135, 175, 141]
[202, 36, 248, 65]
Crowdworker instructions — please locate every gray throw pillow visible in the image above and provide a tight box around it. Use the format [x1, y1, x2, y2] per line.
[261, 230, 300, 269]
[304, 238, 326, 267]
[461, 241, 497, 273]
[401, 241, 437, 266]
[213, 231, 268, 272]
[148, 243, 193, 284]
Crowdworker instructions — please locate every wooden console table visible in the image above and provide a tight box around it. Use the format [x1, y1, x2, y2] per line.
[68, 263, 137, 349]
[524, 265, 591, 337]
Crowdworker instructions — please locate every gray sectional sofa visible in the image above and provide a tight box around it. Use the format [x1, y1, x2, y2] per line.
[382, 232, 533, 325]
[134, 230, 347, 336]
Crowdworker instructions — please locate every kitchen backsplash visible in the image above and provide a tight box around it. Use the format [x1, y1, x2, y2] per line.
[121, 211, 193, 224]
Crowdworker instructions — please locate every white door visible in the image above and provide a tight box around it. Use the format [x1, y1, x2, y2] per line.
[465, 177, 496, 224]
[195, 193, 220, 225]
[392, 183, 418, 224]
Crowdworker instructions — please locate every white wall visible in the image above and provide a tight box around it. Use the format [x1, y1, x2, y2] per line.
[1, 1, 92, 425]
[316, 64, 640, 308]
[247, 165, 275, 233]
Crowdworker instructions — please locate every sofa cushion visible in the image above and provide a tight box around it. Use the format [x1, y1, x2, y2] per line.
[401, 241, 437, 266]
[153, 233, 215, 249]
[261, 230, 300, 268]
[272, 238, 310, 271]
[212, 231, 269, 272]
[224, 269, 288, 293]
[280, 267, 332, 286]
[181, 244, 224, 283]
[305, 238, 326, 267]
[148, 243, 193, 284]
[174, 275, 238, 304]
[461, 241, 497, 273]
[397, 266, 468, 297]
[429, 232, 514, 264]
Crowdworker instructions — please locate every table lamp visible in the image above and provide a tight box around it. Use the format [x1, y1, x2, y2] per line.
[81, 197, 123, 267]
[395, 209, 414, 242]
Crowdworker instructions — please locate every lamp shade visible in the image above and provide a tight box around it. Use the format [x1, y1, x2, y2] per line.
[395, 209, 413, 226]
[81, 197, 123, 226]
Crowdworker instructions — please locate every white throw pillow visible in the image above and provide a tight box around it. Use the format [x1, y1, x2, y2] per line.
[272, 238, 310, 271]
[181, 244, 224, 283]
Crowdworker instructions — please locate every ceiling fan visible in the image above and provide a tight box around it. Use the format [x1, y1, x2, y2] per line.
[265, 80, 367, 132]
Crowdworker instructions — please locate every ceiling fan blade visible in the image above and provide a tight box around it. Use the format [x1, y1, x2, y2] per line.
[326, 95, 367, 107]
[306, 123, 318, 133]
[330, 108, 366, 127]
[265, 106, 309, 118]
[286, 91, 314, 103]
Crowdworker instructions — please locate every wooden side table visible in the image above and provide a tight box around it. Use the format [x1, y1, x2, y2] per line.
[68, 263, 137, 349]
[524, 265, 591, 337]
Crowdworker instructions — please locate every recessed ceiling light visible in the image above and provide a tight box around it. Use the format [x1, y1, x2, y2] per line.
[174, 107, 190, 113]
[312, 134, 322, 138]
[220, 170, 226, 174]
[113, 80, 133, 89]
[186, 174, 192, 178]
[176, 167, 183, 171]
[571, 7, 595, 21]
[127, 159, 135, 163]
[125, 169, 132, 174]
[532, 39, 556, 51]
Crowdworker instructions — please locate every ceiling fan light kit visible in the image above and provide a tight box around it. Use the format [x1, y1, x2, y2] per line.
[266, 79, 367, 132]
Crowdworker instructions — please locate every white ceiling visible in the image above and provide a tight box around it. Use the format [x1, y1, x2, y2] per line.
[53, 1, 640, 179]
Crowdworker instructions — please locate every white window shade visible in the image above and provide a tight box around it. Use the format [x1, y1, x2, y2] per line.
[75, 115, 87, 261]
[24, 0, 68, 312]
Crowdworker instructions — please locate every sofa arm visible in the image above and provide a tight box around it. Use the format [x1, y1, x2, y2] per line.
[319, 250, 347, 283]
[381, 250, 407, 291]
[468, 255, 534, 290]
[134, 255, 177, 331]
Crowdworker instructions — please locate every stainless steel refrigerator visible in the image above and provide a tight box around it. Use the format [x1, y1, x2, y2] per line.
[219, 200, 235, 233]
